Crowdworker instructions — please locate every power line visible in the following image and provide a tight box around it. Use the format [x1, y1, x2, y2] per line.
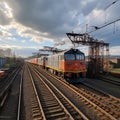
[88, 18, 120, 34]
[104, 0, 120, 10]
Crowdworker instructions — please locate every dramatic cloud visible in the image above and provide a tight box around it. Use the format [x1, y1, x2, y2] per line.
[0, 8, 11, 25]
[0, 2, 13, 25]
[4, 0, 100, 39]
[0, 0, 120, 57]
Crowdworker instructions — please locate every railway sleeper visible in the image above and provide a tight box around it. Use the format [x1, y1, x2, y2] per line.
[45, 112, 68, 120]
[32, 114, 42, 120]
[32, 111, 41, 117]
[31, 104, 39, 108]
[41, 96, 55, 99]
[42, 103, 59, 108]
[43, 106, 61, 111]
[33, 117, 43, 120]
[31, 99, 39, 104]
[41, 98, 56, 102]
[70, 111, 80, 116]
[109, 111, 119, 117]
[40, 91, 51, 95]
[41, 102, 59, 106]
[41, 101, 56, 105]
[32, 112, 41, 117]
[32, 108, 41, 112]
[98, 115, 109, 120]
[84, 102, 90, 105]
[64, 105, 74, 110]
[41, 99, 57, 102]
[44, 108, 64, 115]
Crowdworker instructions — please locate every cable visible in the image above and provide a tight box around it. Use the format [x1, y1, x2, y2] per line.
[104, 0, 120, 10]
[88, 18, 120, 34]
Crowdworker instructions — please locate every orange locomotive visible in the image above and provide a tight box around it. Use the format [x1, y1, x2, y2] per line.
[44, 48, 86, 83]
[27, 48, 86, 83]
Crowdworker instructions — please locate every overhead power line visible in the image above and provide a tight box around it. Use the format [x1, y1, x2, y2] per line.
[88, 18, 120, 34]
[104, 0, 120, 10]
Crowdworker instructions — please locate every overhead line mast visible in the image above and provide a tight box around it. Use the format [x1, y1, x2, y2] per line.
[66, 32, 109, 77]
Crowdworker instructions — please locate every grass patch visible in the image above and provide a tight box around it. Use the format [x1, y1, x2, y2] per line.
[110, 68, 120, 73]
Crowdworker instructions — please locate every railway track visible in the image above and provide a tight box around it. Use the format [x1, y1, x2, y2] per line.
[0, 65, 23, 120]
[17, 67, 24, 120]
[75, 83, 120, 115]
[0, 65, 21, 109]
[22, 64, 45, 120]
[30, 63, 120, 120]
[28, 64, 88, 120]
[99, 75, 120, 86]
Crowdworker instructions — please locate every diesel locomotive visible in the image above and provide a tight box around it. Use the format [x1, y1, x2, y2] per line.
[27, 48, 87, 83]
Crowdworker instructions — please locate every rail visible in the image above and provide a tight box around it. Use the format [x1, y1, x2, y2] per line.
[0, 66, 21, 108]
[31, 63, 119, 119]
[99, 75, 120, 86]
[17, 67, 24, 120]
[23, 64, 46, 120]
[30, 65, 88, 120]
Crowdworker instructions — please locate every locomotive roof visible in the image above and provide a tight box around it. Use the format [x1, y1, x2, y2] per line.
[65, 48, 84, 54]
[47, 48, 84, 57]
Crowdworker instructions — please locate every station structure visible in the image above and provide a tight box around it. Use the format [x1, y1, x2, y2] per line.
[66, 32, 109, 77]
[39, 46, 64, 54]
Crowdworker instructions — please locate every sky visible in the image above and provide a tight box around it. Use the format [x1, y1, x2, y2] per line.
[0, 0, 120, 57]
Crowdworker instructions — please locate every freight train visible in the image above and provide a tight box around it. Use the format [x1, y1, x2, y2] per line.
[27, 48, 87, 83]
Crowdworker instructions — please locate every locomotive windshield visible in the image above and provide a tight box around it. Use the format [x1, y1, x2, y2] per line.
[65, 54, 75, 60]
[76, 54, 85, 60]
[65, 54, 85, 60]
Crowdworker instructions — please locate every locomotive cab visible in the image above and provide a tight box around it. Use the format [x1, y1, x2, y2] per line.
[44, 48, 86, 83]
[63, 49, 86, 82]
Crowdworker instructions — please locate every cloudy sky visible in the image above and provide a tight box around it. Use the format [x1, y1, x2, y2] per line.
[0, 0, 120, 57]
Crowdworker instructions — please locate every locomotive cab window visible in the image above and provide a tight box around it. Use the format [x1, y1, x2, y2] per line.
[76, 54, 85, 60]
[65, 54, 75, 60]
[81, 54, 85, 60]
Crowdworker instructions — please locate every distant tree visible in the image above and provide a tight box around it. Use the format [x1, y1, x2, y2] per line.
[0, 49, 4, 57]
[4, 48, 12, 57]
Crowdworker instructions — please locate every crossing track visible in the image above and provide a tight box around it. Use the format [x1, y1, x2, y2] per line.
[30, 63, 120, 120]
[75, 82, 120, 117]
[0, 65, 23, 120]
